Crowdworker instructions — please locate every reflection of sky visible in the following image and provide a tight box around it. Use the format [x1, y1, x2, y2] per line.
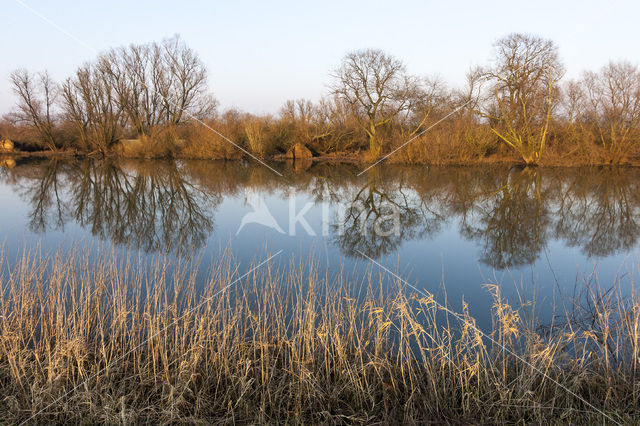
[217, 189, 640, 329]
[1, 164, 639, 332]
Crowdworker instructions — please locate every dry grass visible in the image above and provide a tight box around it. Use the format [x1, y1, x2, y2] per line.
[117, 128, 183, 159]
[180, 122, 244, 160]
[0, 248, 638, 424]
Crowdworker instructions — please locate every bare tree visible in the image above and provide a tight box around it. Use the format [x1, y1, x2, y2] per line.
[99, 43, 157, 136]
[562, 80, 586, 125]
[9, 69, 59, 150]
[331, 49, 418, 157]
[61, 64, 122, 154]
[158, 36, 214, 125]
[476, 34, 563, 165]
[99, 35, 215, 139]
[395, 76, 450, 140]
[60, 75, 90, 150]
[580, 61, 640, 163]
[280, 98, 316, 143]
[313, 96, 361, 153]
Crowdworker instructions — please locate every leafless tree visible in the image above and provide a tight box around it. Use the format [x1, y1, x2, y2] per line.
[99, 35, 214, 139]
[331, 49, 418, 157]
[562, 80, 586, 125]
[280, 98, 316, 143]
[580, 61, 640, 163]
[156, 36, 215, 125]
[395, 76, 450, 140]
[314, 96, 362, 153]
[475, 34, 564, 165]
[9, 69, 59, 150]
[61, 64, 122, 153]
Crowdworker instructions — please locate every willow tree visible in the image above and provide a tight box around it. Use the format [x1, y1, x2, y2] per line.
[479, 34, 563, 165]
[331, 49, 417, 158]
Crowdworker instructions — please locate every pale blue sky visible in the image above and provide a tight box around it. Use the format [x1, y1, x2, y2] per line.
[1, 0, 639, 115]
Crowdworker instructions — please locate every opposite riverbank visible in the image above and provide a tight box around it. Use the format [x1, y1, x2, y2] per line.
[3, 147, 640, 168]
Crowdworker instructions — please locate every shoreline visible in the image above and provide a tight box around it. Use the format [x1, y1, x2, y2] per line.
[4, 149, 640, 168]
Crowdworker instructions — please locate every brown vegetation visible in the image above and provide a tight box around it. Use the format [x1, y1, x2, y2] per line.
[0, 249, 637, 423]
[3, 33, 640, 165]
[0, 139, 14, 152]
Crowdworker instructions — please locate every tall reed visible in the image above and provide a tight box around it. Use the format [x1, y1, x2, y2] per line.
[0, 248, 637, 424]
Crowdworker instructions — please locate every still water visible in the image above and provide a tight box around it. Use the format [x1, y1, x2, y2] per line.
[1, 157, 639, 329]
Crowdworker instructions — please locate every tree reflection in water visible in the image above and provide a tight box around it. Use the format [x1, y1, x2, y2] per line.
[330, 168, 443, 258]
[460, 167, 552, 268]
[330, 165, 640, 266]
[553, 168, 640, 257]
[6, 159, 220, 252]
[3, 159, 640, 266]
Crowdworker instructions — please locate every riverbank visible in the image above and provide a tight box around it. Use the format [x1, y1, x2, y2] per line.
[0, 249, 637, 424]
[4, 148, 640, 168]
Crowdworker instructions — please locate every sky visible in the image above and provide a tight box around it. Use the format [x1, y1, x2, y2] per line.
[1, 0, 639, 115]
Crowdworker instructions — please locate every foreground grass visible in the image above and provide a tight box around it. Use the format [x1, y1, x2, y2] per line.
[0, 250, 638, 424]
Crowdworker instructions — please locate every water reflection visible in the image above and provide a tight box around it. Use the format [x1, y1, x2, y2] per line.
[331, 169, 442, 258]
[2, 158, 640, 266]
[4, 158, 219, 252]
[461, 168, 551, 268]
[553, 168, 640, 257]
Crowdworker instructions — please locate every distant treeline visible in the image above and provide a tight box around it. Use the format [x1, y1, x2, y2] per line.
[2, 33, 640, 165]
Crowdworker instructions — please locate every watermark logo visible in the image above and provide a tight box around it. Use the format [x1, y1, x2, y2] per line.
[236, 189, 401, 238]
[236, 190, 285, 235]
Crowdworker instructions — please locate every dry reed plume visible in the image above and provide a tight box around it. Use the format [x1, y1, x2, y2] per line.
[0, 248, 638, 424]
